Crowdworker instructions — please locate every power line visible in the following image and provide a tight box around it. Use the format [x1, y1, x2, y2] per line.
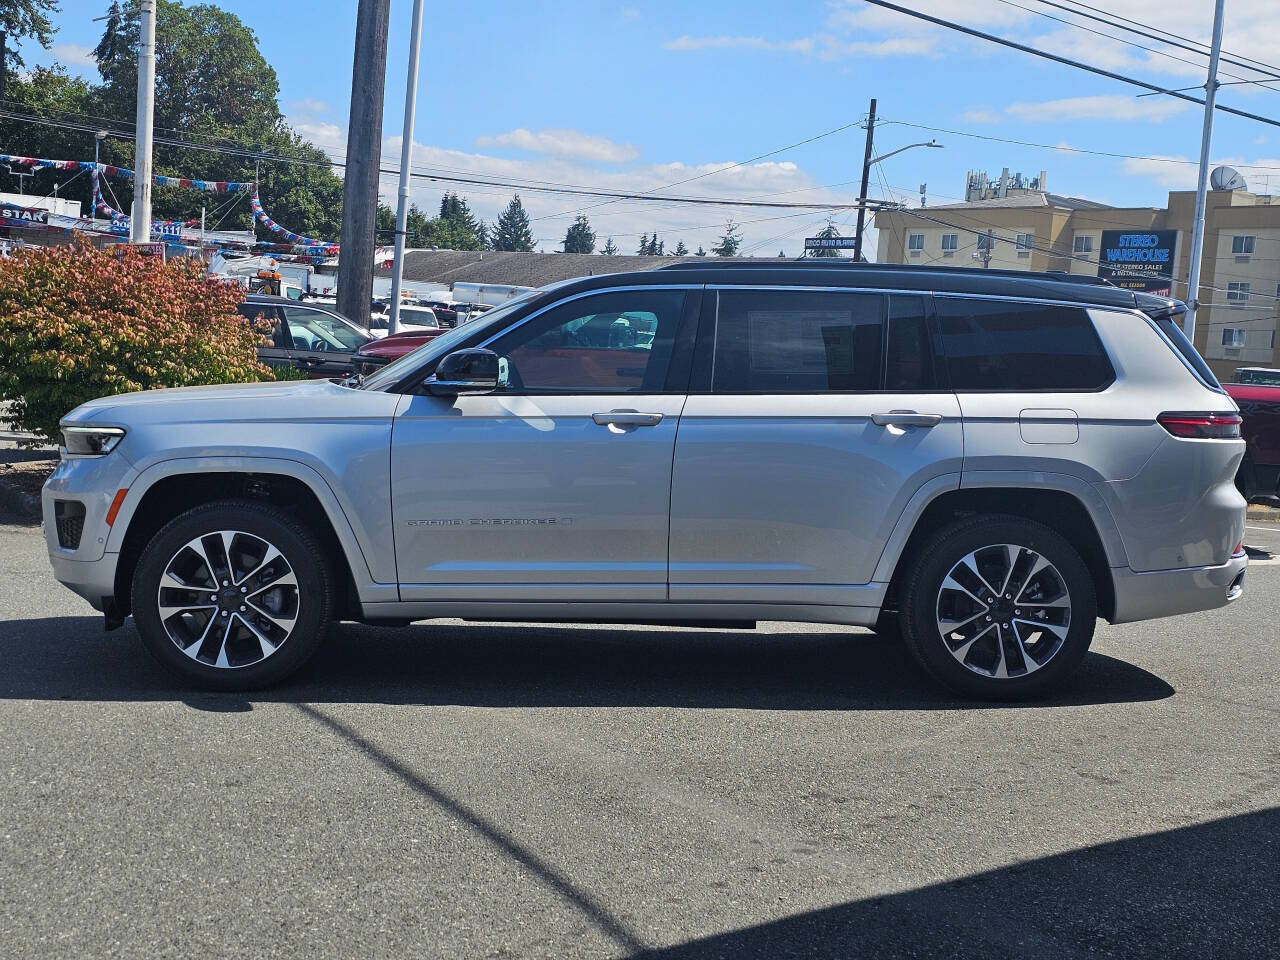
[861, 0, 1280, 129]
[877, 116, 1280, 171]
[0, 109, 879, 211]
[995, 0, 1280, 94]
[1022, 0, 1280, 88]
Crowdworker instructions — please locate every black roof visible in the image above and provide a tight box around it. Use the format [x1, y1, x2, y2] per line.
[553, 260, 1181, 316]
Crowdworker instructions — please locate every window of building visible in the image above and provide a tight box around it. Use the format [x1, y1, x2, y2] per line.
[941, 234, 959, 252]
[1231, 235, 1256, 255]
[907, 233, 925, 254]
[1221, 328, 1246, 348]
[1227, 282, 1251, 303]
[488, 289, 685, 393]
[935, 298, 1114, 392]
[977, 233, 995, 252]
[1072, 234, 1094, 254]
[711, 290, 883, 393]
[1016, 233, 1034, 258]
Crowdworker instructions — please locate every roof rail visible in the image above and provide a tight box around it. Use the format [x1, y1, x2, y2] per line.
[656, 259, 1115, 286]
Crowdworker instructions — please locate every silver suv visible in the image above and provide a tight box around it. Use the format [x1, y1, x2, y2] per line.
[43, 263, 1247, 699]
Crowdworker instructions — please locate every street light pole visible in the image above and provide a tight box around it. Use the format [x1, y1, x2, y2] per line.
[852, 98, 876, 263]
[388, 0, 425, 336]
[93, 130, 107, 224]
[129, 0, 157, 245]
[1183, 0, 1226, 342]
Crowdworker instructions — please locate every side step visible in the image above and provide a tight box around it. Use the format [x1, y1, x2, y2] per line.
[463, 618, 757, 630]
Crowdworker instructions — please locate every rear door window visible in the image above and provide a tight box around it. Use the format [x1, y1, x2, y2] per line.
[885, 295, 937, 391]
[936, 298, 1114, 392]
[711, 290, 883, 393]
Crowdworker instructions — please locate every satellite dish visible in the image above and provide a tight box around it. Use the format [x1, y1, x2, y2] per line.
[1210, 165, 1248, 191]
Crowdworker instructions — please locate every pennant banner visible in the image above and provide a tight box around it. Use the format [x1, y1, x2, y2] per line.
[0, 154, 253, 192]
[250, 189, 339, 254]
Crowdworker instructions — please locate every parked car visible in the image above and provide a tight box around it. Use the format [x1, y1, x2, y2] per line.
[416, 298, 459, 326]
[44, 263, 1246, 698]
[237, 294, 373, 378]
[367, 304, 442, 338]
[352, 326, 451, 376]
[1225, 382, 1280, 501]
[1235, 366, 1280, 386]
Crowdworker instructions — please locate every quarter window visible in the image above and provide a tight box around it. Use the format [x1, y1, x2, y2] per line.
[1232, 235, 1255, 255]
[712, 290, 883, 393]
[936, 299, 1114, 392]
[487, 289, 685, 393]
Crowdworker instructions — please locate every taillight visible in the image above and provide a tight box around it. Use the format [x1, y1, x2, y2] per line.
[1157, 412, 1242, 439]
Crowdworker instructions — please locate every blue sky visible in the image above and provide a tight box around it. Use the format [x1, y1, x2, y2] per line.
[27, 0, 1280, 255]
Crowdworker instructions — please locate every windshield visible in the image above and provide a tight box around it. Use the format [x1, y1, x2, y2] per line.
[282, 305, 371, 350]
[359, 290, 543, 390]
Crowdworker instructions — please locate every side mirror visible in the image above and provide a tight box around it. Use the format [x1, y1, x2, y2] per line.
[425, 348, 499, 396]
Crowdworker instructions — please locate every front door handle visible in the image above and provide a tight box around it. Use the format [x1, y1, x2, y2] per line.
[592, 410, 663, 427]
[871, 410, 943, 428]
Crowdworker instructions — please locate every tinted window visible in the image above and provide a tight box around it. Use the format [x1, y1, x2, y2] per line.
[885, 295, 935, 391]
[937, 299, 1113, 392]
[712, 290, 883, 393]
[238, 302, 286, 349]
[488, 289, 685, 393]
[1157, 315, 1222, 389]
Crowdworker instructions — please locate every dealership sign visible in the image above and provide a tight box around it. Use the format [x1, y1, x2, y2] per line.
[1097, 230, 1178, 295]
[0, 205, 49, 228]
[805, 236, 857, 250]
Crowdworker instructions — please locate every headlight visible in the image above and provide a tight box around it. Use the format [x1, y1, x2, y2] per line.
[60, 425, 125, 456]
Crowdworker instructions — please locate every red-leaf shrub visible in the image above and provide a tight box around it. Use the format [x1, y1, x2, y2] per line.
[0, 241, 275, 441]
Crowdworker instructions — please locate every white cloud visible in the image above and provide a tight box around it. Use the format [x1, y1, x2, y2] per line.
[51, 43, 95, 68]
[1119, 154, 1280, 190]
[290, 98, 333, 116]
[291, 120, 346, 153]
[959, 108, 1003, 125]
[474, 128, 639, 165]
[621, 7, 641, 21]
[664, 35, 814, 54]
[1007, 95, 1188, 123]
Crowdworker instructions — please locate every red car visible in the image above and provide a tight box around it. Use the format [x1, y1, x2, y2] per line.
[1226, 382, 1280, 501]
[352, 327, 448, 376]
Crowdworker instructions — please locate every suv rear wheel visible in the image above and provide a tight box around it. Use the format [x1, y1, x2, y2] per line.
[131, 500, 333, 690]
[899, 515, 1096, 700]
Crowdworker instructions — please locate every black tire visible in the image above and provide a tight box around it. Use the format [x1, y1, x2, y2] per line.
[131, 499, 333, 690]
[899, 514, 1096, 701]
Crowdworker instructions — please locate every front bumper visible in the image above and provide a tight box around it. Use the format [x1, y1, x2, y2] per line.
[1110, 553, 1248, 624]
[47, 550, 120, 612]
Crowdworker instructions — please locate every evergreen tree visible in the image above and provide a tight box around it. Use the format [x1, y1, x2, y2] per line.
[809, 219, 845, 259]
[695, 246, 707, 256]
[562, 214, 596, 254]
[601, 237, 619, 256]
[491, 194, 534, 251]
[638, 232, 649, 256]
[778, 250, 786, 258]
[672, 240, 688, 256]
[655, 237, 664, 256]
[1, 0, 59, 66]
[436, 191, 484, 249]
[711, 219, 743, 257]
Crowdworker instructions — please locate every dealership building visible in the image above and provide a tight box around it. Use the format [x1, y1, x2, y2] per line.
[874, 168, 1280, 382]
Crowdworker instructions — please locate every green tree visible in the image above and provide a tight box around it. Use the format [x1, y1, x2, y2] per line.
[434, 191, 484, 249]
[808, 219, 845, 259]
[672, 240, 688, 256]
[86, 0, 344, 238]
[562, 214, 595, 254]
[491, 194, 534, 251]
[0, 0, 60, 66]
[711, 219, 742, 257]
[0, 67, 100, 211]
[601, 236, 618, 256]
[653, 236, 664, 256]
[637, 232, 649, 256]
[778, 250, 785, 258]
[695, 245, 706, 256]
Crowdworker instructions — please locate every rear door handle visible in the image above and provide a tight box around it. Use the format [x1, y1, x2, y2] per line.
[592, 410, 663, 427]
[871, 410, 943, 428]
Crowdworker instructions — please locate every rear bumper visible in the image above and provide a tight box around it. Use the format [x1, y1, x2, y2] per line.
[1110, 553, 1247, 624]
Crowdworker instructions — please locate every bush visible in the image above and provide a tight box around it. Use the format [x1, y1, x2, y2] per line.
[0, 241, 276, 442]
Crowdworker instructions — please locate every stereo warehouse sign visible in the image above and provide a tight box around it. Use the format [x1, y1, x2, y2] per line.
[1096, 229, 1178, 296]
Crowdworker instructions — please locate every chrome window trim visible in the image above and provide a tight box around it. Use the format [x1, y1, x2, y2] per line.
[704, 283, 1138, 313]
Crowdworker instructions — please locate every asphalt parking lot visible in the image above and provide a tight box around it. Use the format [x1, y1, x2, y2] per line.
[1, 517, 1277, 959]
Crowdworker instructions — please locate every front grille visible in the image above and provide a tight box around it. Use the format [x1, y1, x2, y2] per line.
[54, 500, 85, 550]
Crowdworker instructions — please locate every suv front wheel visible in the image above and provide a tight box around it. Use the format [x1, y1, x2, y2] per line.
[899, 515, 1097, 700]
[132, 500, 333, 690]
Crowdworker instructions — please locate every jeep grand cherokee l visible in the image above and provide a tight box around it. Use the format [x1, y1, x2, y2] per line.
[44, 263, 1247, 699]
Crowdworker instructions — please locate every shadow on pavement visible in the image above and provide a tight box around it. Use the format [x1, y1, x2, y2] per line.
[632, 806, 1280, 959]
[0, 616, 1174, 709]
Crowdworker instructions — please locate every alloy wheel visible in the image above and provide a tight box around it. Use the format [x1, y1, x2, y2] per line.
[935, 543, 1072, 680]
[155, 530, 300, 669]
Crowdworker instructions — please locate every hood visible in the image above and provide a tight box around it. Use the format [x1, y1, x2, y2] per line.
[358, 329, 444, 359]
[62, 378, 345, 427]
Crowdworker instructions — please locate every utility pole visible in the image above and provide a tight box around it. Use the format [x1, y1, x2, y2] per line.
[129, 0, 157, 244]
[388, 0, 425, 336]
[982, 229, 994, 269]
[93, 130, 107, 224]
[1183, 0, 1226, 342]
[337, 0, 391, 328]
[852, 97, 876, 263]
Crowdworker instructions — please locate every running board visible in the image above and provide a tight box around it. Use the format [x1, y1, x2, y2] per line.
[462, 618, 757, 630]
